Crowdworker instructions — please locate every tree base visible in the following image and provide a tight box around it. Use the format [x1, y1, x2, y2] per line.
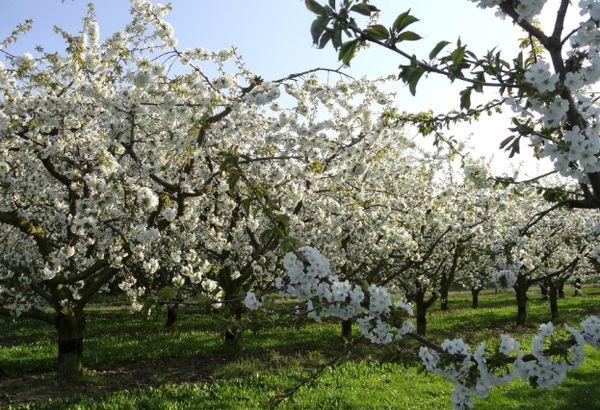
[224, 330, 243, 357]
[57, 338, 84, 383]
[341, 319, 352, 350]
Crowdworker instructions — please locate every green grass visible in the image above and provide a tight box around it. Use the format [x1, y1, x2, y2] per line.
[1, 288, 599, 409]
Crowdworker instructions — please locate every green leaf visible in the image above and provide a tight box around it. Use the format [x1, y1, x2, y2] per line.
[293, 200, 303, 214]
[499, 135, 515, 150]
[260, 229, 273, 246]
[318, 30, 332, 49]
[465, 50, 477, 60]
[473, 73, 485, 92]
[275, 213, 290, 228]
[332, 28, 343, 49]
[157, 286, 176, 301]
[339, 39, 359, 65]
[350, 3, 375, 16]
[409, 68, 425, 96]
[227, 172, 240, 189]
[396, 31, 421, 42]
[281, 237, 294, 252]
[310, 17, 328, 45]
[399, 57, 425, 96]
[392, 10, 419, 33]
[429, 40, 450, 60]
[364, 24, 389, 41]
[241, 197, 252, 214]
[451, 46, 466, 66]
[305, 0, 325, 15]
[508, 138, 521, 158]
[459, 88, 472, 110]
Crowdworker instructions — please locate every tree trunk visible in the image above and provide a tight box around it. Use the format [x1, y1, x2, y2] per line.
[165, 304, 178, 330]
[558, 281, 565, 299]
[574, 278, 582, 296]
[55, 311, 85, 383]
[415, 293, 427, 336]
[471, 288, 480, 309]
[341, 319, 352, 350]
[440, 281, 450, 311]
[224, 322, 242, 357]
[540, 282, 548, 300]
[515, 277, 529, 326]
[223, 286, 244, 357]
[440, 248, 460, 311]
[549, 282, 559, 322]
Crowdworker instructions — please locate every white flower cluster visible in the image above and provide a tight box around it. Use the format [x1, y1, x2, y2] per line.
[581, 315, 600, 348]
[213, 74, 235, 90]
[562, 126, 600, 174]
[245, 82, 281, 105]
[143, 258, 159, 274]
[243, 291, 261, 310]
[471, 0, 502, 9]
[13, 53, 36, 71]
[524, 61, 559, 93]
[419, 321, 588, 409]
[491, 263, 520, 288]
[473, 0, 600, 182]
[519, 323, 584, 389]
[118, 276, 145, 307]
[471, 0, 547, 21]
[172, 274, 185, 288]
[136, 187, 159, 211]
[513, 0, 547, 22]
[579, 0, 600, 20]
[419, 341, 478, 409]
[279, 247, 413, 338]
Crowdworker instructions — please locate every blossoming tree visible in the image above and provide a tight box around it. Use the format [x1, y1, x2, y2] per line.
[0, 0, 371, 378]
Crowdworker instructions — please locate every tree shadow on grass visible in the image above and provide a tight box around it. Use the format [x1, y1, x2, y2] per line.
[0, 355, 219, 409]
[0, 322, 347, 407]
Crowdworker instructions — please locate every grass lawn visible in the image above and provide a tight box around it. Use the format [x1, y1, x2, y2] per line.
[1, 287, 599, 409]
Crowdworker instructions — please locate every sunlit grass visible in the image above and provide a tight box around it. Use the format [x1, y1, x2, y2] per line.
[1, 287, 599, 409]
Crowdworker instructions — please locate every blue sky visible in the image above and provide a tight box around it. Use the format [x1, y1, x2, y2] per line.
[1, 0, 526, 103]
[1, 0, 582, 176]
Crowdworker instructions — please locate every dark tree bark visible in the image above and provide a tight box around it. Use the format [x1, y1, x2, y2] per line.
[414, 291, 436, 336]
[341, 319, 352, 348]
[540, 282, 549, 300]
[549, 282, 559, 321]
[515, 275, 529, 326]
[558, 281, 565, 299]
[416, 311, 427, 336]
[439, 280, 450, 311]
[165, 304, 179, 330]
[471, 288, 480, 309]
[224, 320, 242, 357]
[55, 310, 85, 383]
[574, 277, 582, 296]
[222, 283, 244, 357]
[440, 246, 461, 311]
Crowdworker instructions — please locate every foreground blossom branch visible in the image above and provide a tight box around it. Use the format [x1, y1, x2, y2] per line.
[244, 246, 600, 409]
